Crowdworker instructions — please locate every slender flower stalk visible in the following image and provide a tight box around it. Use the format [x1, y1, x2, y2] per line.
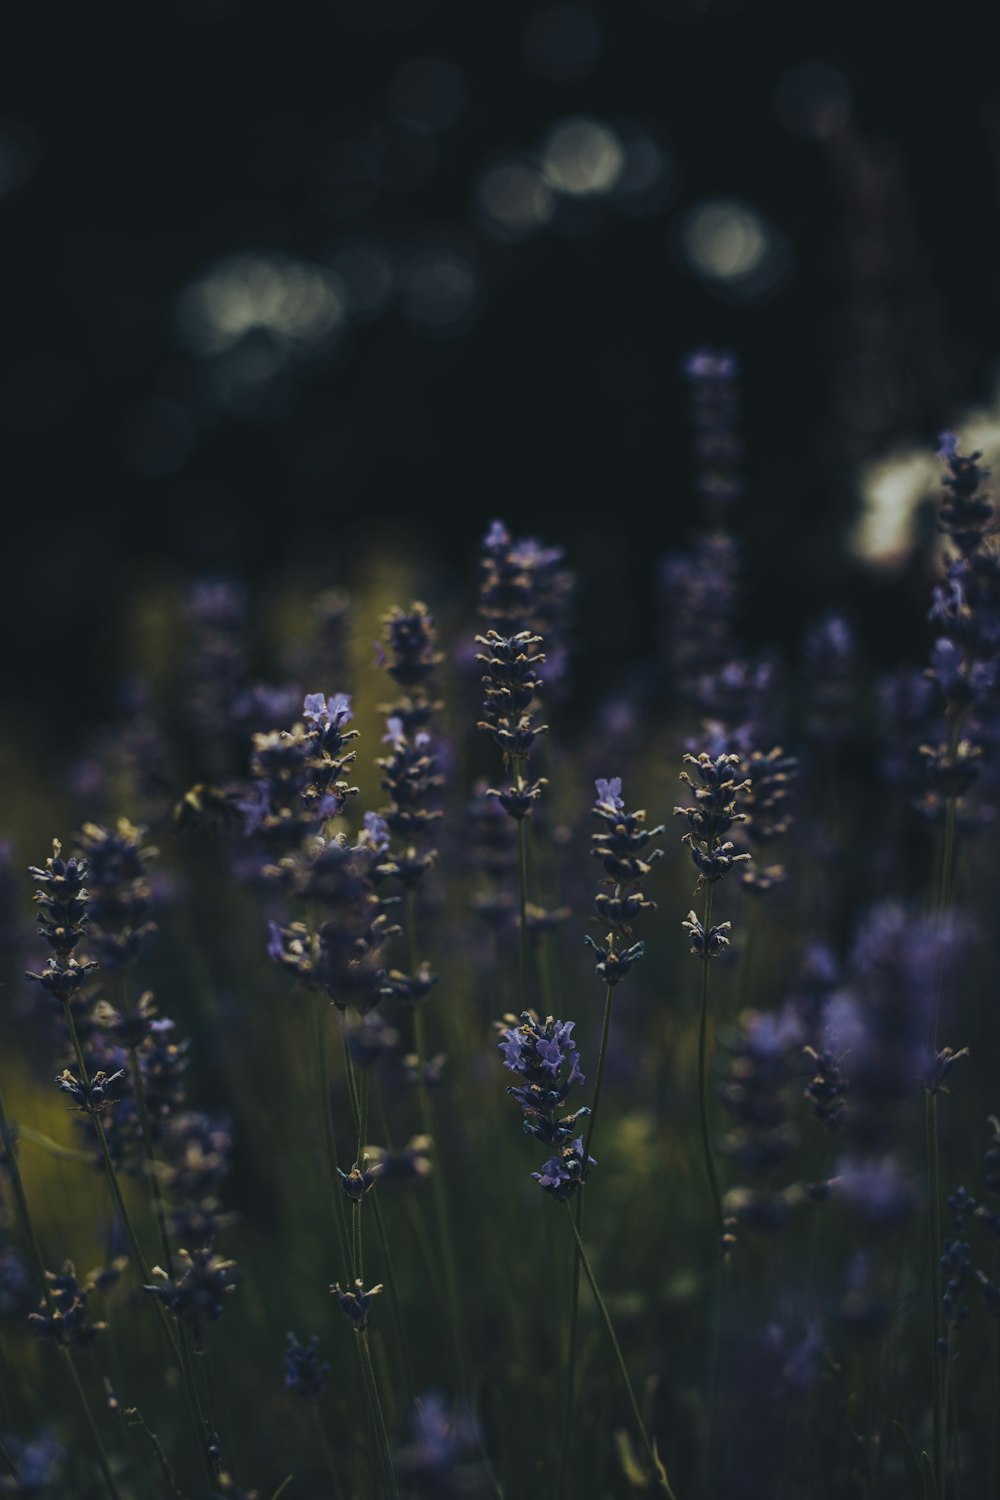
[0, 1079, 123, 1500]
[564, 1205, 678, 1499]
[675, 753, 751, 1251]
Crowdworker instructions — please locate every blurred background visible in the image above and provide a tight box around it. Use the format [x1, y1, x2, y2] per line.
[5, 0, 1000, 732]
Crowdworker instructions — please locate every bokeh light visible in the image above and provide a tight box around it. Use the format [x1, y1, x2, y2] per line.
[176, 253, 346, 358]
[674, 196, 792, 301]
[475, 155, 555, 241]
[540, 116, 623, 197]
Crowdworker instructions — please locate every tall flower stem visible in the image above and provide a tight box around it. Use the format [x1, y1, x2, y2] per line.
[557, 977, 615, 1500]
[358, 1330, 400, 1500]
[926, 1088, 945, 1497]
[0, 1076, 123, 1500]
[697, 884, 724, 1240]
[314, 995, 354, 1283]
[563, 1205, 678, 1499]
[60, 1000, 217, 1487]
[406, 890, 467, 1395]
[60, 1347, 124, 1500]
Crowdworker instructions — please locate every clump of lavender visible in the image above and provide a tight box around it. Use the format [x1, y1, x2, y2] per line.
[497, 1011, 592, 1198]
[244, 694, 359, 860]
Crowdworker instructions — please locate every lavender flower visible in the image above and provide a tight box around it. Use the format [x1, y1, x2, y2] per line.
[674, 752, 752, 888]
[330, 1277, 383, 1332]
[284, 1332, 330, 1402]
[145, 1247, 239, 1349]
[27, 1263, 108, 1349]
[73, 820, 157, 972]
[476, 631, 548, 819]
[498, 1011, 590, 1148]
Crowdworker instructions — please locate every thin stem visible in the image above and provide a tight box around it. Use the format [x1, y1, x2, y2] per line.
[61, 1001, 217, 1486]
[563, 1205, 678, 1499]
[558, 979, 616, 1500]
[127, 1047, 174, 1277]
[927, 1088, 945, 1497]
[314, 995, 354, 1284]
[556, 1191, 584, 1500]
[697, 884, 724, 1241]
[0, 1074, 125, 1498]
[370, 1191, 416, 1411]
[60, 1348, 124, 1500]
[517, 817, 529, 1010]
[358, 1331, 400, 1500]
[406, 892, 467, 1395]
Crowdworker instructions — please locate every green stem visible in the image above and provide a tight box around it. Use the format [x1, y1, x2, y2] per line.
[61, 1001, 217, 1486]
[517, 816, 529, 1010]
[0, 1074, 124, 1498]
[558, 978, 616, 1499]
[406, 894, 467, 1396]
[370, 1191, 416, 1411]
[358, 1331, 400, 1500]
[61, 1349, 124, 1500]
[697, 884, 724, 1242]
[563, 1205, 678, 1499]
[127, 1047, 174, 1277]
[314, 995, 354, 1284]
[927, 1088, 945, 1498]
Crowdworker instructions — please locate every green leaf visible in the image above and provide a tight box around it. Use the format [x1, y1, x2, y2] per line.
[269, 1478, 293, 1500]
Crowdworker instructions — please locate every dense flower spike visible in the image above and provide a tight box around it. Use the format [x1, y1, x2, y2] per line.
[145, 1247, 239, 1349]
[498, 1012, 589, 1146]
[740, 748, 797, 895]
[27, 1263, 108, 1349]
[674, 752, 752, 887]
[478, 521, 575, 686]
[588, 775, 663, 985]
[284, 1332, 330, 1401]
[477, 630, 549, 789]
[24, 843, 98, 1005]
[73, 820, 157, 972]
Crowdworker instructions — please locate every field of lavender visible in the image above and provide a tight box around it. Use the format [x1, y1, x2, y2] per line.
[2, 345, 999, 1500]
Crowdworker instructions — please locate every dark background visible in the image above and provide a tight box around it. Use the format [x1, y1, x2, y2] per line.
[4, 0, 1000, 726]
